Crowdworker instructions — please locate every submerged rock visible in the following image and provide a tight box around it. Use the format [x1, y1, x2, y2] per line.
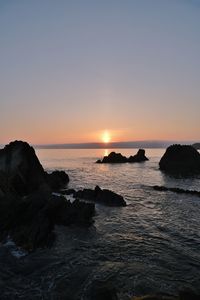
[96, 149, 148, 164]
[159, 144, 200, 175]
[74, 185, 126, 207]
[153, 185, 200, 197]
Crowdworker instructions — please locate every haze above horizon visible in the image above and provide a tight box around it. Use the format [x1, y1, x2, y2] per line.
[0, 0, 200, 144]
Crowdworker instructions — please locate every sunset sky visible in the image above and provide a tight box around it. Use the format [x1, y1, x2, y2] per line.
[0, 0, 200, 144]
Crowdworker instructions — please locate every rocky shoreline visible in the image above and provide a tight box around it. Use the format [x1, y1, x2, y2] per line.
[0, 141, 200, 299]
[0, 141, 127, 251]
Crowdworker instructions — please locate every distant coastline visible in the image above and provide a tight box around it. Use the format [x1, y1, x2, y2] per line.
[0, 140, 198, 150]
[33, 140, 197, 149]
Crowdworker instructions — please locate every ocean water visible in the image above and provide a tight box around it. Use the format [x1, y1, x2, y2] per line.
[2, 148, 200, 299]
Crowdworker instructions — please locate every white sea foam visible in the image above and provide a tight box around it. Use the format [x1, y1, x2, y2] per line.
[4, 236, 27, 258]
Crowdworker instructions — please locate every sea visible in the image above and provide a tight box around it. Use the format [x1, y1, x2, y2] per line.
[1, 148, 200, 299]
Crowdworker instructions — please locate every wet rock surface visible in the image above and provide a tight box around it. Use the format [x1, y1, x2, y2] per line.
[96, 149, 148, 164]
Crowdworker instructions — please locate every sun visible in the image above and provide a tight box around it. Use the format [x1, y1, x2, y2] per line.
[102, 131, 111, 143]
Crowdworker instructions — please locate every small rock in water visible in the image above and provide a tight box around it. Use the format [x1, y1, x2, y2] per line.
[74, 185, 127, 207]
[96, 149, 148, 164]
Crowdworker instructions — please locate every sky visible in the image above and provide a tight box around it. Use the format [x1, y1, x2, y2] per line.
[0, 0, 200, 144]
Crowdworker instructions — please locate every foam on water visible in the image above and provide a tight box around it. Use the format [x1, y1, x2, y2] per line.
[3, 236, 28, 258]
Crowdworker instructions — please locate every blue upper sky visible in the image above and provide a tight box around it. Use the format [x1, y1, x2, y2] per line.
[0, 0, 200, 144]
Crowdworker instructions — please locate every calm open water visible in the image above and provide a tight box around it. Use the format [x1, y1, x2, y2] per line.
[1, 148, 200, 299]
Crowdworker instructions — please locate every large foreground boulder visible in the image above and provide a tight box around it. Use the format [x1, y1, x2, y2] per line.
[0, 140, 69, 195]
[0, 141, 46, 195]
[159, 145, 200, 174]
[74, 185, 127, 207]
[96, 149, 148, 164]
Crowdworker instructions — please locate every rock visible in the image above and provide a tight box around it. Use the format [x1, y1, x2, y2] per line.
[96, 187, 126, 207]
[74, 185, 126, 207]
[0, 141, 95, 251]
[159, 144, 200, 174]
[46, 170, 69, 191]
[96, 149, 148, 164]
[0, 191, 95, 251]
[0, 140, 69, 195]
[153, 185, 200, 197]
[0, 170, 15, 198]
[96, 159, 102, 163]
[132, 296, 176, 300]
[192, 143, 200, 150]
[153, 185, 168, 192]
[128, 149, 149, 162]
[86, 281, 118, 300]
[101, 151, 127, 163]
[179, 289, 200, 300]
[59, 188, 76, 195]
[0, 140, 47, 196]
[75, 188, 96, 200]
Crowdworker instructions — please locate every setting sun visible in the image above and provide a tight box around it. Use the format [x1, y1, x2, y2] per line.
[102, 131, 111, 143]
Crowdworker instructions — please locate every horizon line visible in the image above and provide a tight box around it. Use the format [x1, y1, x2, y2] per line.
[33, 139, 198, 149]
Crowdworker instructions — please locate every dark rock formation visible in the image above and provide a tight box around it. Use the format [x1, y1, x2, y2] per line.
[100, 151, 127, 163]
[132, 290, 200, 300]
[86, 281, 118, 300]
[46, 170, 69, 191]
[0, 140, 69, 195]
[159, 144, 200, 174]
[96, 149, 148, 164]
[74, 185, 127, 207]
[192, 143, 200, 150]
[132, 296, 175, 300]
[59, 188, 76, 195]
[0, 140, 46, 196]
[0, 191, 95, 251]
[153, 185, 200, 197]
[179, 289, 200, 300]
[128, 149, 149, 162]
[0, 140, 94, 251]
